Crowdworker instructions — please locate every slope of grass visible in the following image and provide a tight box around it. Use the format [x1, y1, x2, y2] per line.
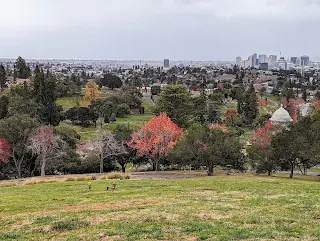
[61, 114, 153, 142]
[0, 175, 319, 240]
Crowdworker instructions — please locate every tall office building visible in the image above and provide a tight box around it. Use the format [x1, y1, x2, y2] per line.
[164, 59, 170, 68]
[252, 53, 257, 68]
[258, 54, 268, 64]
[268, 55, 277, 68]
[300, 55, 310, 66]
[290, 57, 298, 64]
[236, 56, 241, 66]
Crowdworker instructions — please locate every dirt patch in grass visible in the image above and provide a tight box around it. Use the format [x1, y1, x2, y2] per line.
[29, 197, 185, 217]
[196, 212, 232, 221]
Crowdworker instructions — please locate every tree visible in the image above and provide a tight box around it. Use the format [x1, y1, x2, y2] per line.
[66, 107, 98, 127]
[192, 93, 207, 124]
[247, 121, 277, 175]
[0, 139, 11, 163]
[0, 64, 7, 92]
[86, 128, 127, 173]
[85, 81, 99, 102]
[114, 124, 133, 172]
[15, 56, 31, 79]
[171, 124, 244, 176]
[243, 84, 258, 124]
[0, 95, 9, 119]
[302, 88, 307, 102]
[27, 126, 67, 176]
[0, 115, 38, 178]
[127, 113, 183, 171]
[156, 85, 192, 127]
[224, 109, 237, 126]
[209, 92, 224, 105]
[116, 103, 130, 118]
[100, 73, 123, 90]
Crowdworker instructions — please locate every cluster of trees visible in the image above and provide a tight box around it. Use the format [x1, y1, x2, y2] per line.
[56, 73, 82, 97]
[248, 113, 320, 178]
[0, 66, 63, 126]
[155, 84, 258, 129]
[0, 115, 79, 178]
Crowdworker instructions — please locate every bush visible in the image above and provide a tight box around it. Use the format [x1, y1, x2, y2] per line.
[106, 172, 131, 180]
[116, 103, 130, 118]
[104, 116, 110, 124]
[110, 113, 117, 122]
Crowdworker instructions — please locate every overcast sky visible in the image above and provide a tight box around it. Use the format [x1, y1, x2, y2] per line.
[0, 0, 319, 61]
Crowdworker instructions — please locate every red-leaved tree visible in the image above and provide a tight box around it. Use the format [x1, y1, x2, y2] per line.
[28, 126, 66, 176]
[248, 120, 276, 176]
[224, 109, 237, 126]
[209, 123, 228, 132]
[0, 139, 11, 163]
[250, 120, 273, 147]
[127, 113, 183, 171]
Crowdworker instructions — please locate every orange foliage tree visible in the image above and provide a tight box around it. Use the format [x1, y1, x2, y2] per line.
[127, 113, 183, 171]
[85, 81, 99, 102]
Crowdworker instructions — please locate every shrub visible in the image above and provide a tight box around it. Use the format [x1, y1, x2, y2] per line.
[116, 103, 130, 118]
[106, 172, 131, 180]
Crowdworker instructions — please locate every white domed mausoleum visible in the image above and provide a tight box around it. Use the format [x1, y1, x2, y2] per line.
[269, 105, 293, 125]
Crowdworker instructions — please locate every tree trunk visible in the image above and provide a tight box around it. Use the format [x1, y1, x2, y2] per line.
[100, 154, 104, 173]
[207, 164, 214, 176]
[121, 165, 126, 173]
[41, 159, 46, 176]
[289, 163, 294, 178]
[267, 170, 271, 176]
[155, 159, 160, 171]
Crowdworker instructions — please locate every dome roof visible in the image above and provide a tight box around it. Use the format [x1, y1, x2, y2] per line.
[270, 105, 293, 123]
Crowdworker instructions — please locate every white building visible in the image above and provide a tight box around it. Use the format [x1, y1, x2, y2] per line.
[269, 105, 293, 126]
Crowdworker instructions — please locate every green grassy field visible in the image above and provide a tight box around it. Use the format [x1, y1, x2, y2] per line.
[1, 175, 319, 241]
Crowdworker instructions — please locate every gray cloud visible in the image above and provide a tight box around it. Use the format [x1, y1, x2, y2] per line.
[0, 0, 319, 60]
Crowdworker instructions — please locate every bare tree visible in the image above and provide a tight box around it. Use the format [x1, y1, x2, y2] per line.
[27, 127, 67, 176]
[87, 128, 127, 173]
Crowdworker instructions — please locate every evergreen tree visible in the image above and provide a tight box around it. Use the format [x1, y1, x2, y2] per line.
[156, 85, 192, 128]
[0, 64, 7, 91]
[15, 56, 31, 79]
[243, 84, 258, 124]
[302, 88, 307, 102]
[0, 95, 9, 119]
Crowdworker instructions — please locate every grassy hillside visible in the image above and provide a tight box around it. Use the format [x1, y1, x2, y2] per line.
[1, 175, 319, 240]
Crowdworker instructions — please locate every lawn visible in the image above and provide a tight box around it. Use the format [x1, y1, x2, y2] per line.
[60, 114, 153, 142]
[0, 175, 319, 240]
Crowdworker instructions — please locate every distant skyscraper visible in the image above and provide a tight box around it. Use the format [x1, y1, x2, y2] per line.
[164, 59, 170, 68]
[300, 55, 310, 66]
[290, 57, 298, 64]
[236, 56, 241, 66]
[268, 55, 277, 68]
[252, 53, 257, 68]
[258, 54, 268, 64]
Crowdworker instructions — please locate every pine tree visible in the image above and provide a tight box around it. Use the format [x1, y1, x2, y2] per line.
[0, 95, 9, 119]
[15, 56, 31, 79]
[0, 64, 7, 92]
[243, 83, 258, 124]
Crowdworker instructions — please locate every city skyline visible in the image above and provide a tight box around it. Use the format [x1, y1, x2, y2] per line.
[1, 0, 320, 61]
